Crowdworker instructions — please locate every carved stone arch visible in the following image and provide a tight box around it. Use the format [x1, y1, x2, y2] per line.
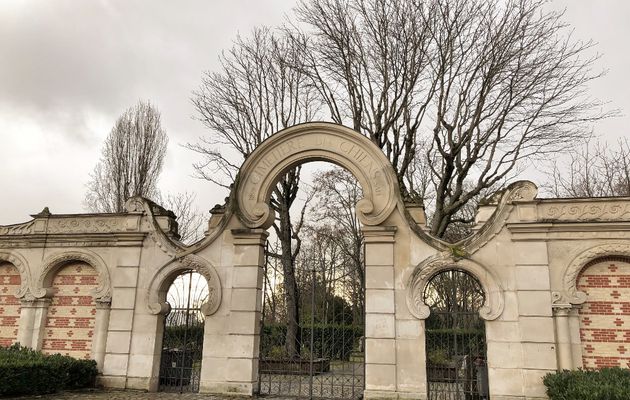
[557, 242, 630, 305]
[0, 250, 32, 298]
[235, 122, 401, 229]
[406, 254, 504, 321]
[36, 250, 111, 302]
[146, 254, 221, 316]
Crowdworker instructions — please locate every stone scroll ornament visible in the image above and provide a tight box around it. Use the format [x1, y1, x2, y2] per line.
[554, 242, 630, 306]
[406, 254, 504, 321]
[34, 250, 112, 302]
[235, 123, 401, 229]
[146, 254, 221, 316]
[462, 180, 538, 254]
[125, 197, 183, 256]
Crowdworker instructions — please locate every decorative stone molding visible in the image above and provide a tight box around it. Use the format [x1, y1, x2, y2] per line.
[0, 221, 35, 235]
[35, 250, 112, 302]
[146, 254, 221, 316]
[406, 254, 504, 321]
[556, 242, 630, 305]
[462, 181, 538, 254]
[0, 250, 32, 298]
[47, 217, 125, 234]
[540, 201, 630, 221]
[235, 122, 401, 229]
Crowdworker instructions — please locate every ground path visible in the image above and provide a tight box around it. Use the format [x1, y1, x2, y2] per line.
[4, 390, 293, 400]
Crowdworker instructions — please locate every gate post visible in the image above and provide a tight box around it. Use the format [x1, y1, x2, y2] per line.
[224, 228, 268, 395]
[363, 226, 398, 400]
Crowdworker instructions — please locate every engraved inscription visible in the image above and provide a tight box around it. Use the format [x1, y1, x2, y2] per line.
[237, 123, 398, 228]
[338, 140, 383, 196]
[249, 138, 306, 185]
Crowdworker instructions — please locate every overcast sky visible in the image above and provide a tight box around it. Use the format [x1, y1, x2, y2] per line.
[0, 0, 628, 225]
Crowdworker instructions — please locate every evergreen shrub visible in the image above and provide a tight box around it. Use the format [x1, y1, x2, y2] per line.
[543, 368, 630, 400]
[0, 344, 97, 396]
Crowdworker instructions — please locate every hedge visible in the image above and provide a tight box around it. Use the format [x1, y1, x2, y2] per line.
[261, 323, 363, 360]
[0, 344, 98, 396]
[544, 368, 630, 400]
[425, 328, 486, 364]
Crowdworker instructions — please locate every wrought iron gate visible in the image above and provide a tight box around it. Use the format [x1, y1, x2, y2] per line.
[159, 270, 208, 393]
[424, 270, 489, 400]
[258, 243, 365, 399]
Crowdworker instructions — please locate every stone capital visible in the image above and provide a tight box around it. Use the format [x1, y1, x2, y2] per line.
[362, 226, 397, 243]
[552, 304, 572, 317]
[231, 228, 269, 246]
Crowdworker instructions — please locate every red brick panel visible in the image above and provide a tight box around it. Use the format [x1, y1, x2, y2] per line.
[578, 256, 630, 369]
[0, 263, 21, 347]
[41, 262, 97, 360]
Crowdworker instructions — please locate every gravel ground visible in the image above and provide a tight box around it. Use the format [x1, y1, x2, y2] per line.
[3, 389, 280, 400]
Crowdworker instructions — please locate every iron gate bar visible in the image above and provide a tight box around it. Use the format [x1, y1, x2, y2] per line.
[258, 240, 365, 399]
[424, 270, 489, 400]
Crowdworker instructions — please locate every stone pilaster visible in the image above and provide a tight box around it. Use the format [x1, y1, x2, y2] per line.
[92, 299, 112, 371]
[568, 306, 584, 369]
[363, 226, 398, 400]
[552, 305, 573, 370]
[218, 228, 267, 395]
[30, 298, 52, 350]
[101, 259, 141, 389]
[16, 298, 38, 348]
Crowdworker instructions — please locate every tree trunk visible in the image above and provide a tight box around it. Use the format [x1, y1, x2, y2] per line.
[278, 203, 301, 359]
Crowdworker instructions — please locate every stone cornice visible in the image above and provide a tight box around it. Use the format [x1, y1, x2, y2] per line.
[0, 198, 183, 251]
[0, 232, 147, 249]
[506, 221, 630, 241]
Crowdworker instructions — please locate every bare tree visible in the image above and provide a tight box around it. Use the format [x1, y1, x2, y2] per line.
[309, 168, 364, 316]
[160, 192, 205, 244]
[291, 0, 610, 238]
[192, 0, 610, 353]
[548, 138, 630, 198]
[85, 100, 168, 213]
[189, 27, 319, 358]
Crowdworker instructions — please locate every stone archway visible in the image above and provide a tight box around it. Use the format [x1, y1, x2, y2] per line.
[225, 122, 407, 399]
[146, 254, 221, 317]
[0, 251, 32, 299]
[36, 250, 112, 302]
[235, 122, 402, 229]
[406, 254, 505, 322]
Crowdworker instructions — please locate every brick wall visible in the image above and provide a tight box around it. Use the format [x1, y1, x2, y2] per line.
[0, 262, 21, 347]
[41, 262, 98, 360]
[578, 256, 630, 369]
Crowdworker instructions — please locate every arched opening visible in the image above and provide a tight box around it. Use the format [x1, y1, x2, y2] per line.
[158, 270, 209, 393]
[41, 262, 98, 359]
[0, 262, 21, 347]
[577, 256, 630, 369]
[424, 269, 489, 400]
[257, 164, 365, 399]
[232, 123, 401, 398]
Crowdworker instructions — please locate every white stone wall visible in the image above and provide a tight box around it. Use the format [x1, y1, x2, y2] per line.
[0, 177, 629, 400]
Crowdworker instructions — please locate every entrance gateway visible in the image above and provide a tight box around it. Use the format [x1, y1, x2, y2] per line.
[1, 122, 629, 400]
